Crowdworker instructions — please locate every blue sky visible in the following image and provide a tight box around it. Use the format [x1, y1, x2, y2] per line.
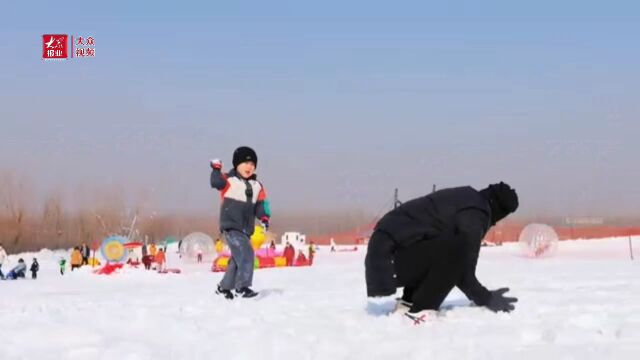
[1, 1, 639, 218]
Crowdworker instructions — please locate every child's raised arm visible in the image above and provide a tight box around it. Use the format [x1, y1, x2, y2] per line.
[210, 159, 228, 190]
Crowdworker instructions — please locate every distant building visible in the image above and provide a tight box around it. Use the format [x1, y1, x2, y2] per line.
[281, 232, 306, 249]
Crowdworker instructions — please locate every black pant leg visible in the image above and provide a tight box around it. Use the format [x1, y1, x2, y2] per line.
[395, 242, 434, 288]
[411, 240, 465, 312]
[401, 287, 414, 303]
[395, 237, 466, 312]
[394, 238, 441, 306]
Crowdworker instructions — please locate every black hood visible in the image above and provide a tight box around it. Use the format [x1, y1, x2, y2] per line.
[479, 182, 519, 225]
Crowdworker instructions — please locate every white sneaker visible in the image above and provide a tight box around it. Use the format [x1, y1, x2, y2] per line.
[394, 299, 413, 313]
[404, 310, 435, 325]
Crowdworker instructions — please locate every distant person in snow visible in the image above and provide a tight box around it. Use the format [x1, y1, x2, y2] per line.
[0, 243, 7, 279]
[70, 247, 83, 271]
[142, 254, 153, 270]
[80, 243, 91, 265]
[210, 146, 271, 299]
[283, 243, 295, 266]
[149, 243, 158, 257]
[30, 258, 39, 279]
[4, 259, 27, 280]
[365, 182, 519, 323]
[155, 248, 166, 272]
[59, 258, 66, 275]
[308, 242, 316, 265]
[296, 251, 307, 265]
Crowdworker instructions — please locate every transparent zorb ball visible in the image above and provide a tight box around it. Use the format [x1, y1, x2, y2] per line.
[518, 223, 559, 258]
[180, 232, 215, 262]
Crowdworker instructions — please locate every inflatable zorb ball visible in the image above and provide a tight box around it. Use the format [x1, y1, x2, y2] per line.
[518, 223, 559, 258]
[180, 232, 215, 261]
[101, 236, 129, 264]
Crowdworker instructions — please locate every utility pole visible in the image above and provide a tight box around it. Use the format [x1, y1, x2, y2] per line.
[394, 188, 402, 209]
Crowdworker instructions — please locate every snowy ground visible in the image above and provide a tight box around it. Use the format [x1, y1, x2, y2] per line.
[1, 237, 639, 360]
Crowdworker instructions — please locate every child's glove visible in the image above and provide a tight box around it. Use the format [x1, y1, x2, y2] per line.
[210, 159, 222, 170]
[260, 217, 270, 231]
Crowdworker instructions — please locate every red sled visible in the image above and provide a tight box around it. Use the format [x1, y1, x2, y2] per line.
[94, 263, 124, 275]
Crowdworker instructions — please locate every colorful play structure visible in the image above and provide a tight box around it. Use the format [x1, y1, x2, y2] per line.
[212, 226, 312, 272]
[93, 235, 131, 275]
[100, 236, 128, 263]
[93, 235, 182, 275]
[91, 226, 317, 275]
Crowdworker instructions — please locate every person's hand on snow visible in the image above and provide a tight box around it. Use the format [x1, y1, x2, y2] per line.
[210, 159, 223, 170]
[260, 216, 270, 231]
[485, 287, 517, 313]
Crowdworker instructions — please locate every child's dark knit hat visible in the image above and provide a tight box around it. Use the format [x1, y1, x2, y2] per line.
[233, 146, 258, 169]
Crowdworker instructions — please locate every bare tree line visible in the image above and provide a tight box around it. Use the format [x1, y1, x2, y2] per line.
[0, 170, 373, 253]
[3, 169, 637, 253]
[0, 170, 188, 252]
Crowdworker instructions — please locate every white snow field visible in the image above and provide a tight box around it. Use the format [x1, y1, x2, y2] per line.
[1, 237, 639, 360]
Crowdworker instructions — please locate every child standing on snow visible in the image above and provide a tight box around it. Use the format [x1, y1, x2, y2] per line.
[59, 258, 66, 275]
[155, 248, 166, 272]
[70, 247, 83, 271]
[210, 146, 271, 299]
[308, 242, 316, 265]
[30, 258, 39, 279]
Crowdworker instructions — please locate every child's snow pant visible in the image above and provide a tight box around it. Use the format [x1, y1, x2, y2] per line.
[219, 230, 254, 291]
